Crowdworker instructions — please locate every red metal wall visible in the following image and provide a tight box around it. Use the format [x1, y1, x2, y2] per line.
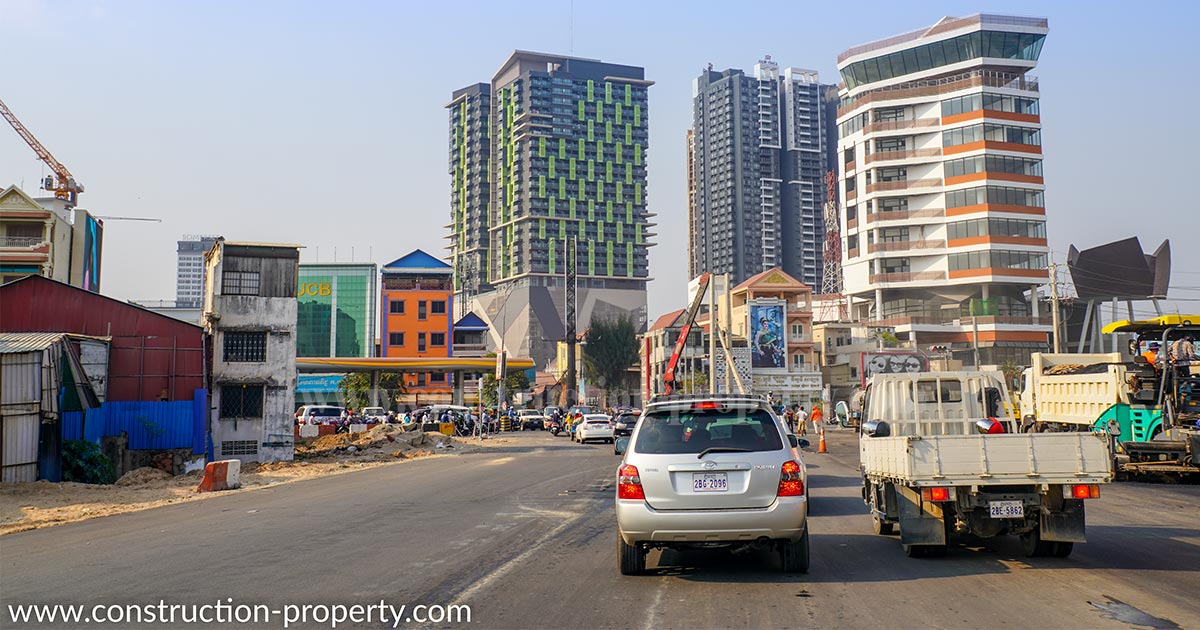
[0, 276, 205, 402]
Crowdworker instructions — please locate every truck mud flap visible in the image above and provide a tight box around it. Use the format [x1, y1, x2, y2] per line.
[1041, 499, 1086, 543]
[896, 484, 946, 546]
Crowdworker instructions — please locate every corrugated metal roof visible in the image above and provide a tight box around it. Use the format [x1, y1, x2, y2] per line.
[0, 332, 66, 354]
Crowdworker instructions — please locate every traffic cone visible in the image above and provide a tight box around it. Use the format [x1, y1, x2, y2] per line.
[818, 428, 828, 454]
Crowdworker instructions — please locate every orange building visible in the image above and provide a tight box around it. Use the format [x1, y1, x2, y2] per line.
[380, 250, 454, 394]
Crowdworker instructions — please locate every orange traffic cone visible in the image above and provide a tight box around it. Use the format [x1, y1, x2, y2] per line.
[818, 428, 828, 454]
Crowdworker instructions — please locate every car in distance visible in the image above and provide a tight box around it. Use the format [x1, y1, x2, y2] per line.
[516, 409, 546, 431]
[360, 407, 389, 422]
[615, 396, 809, 575]
[612, 410, 642, 437]
[295, 405, 345, 424]
[576, 414, 615, 444]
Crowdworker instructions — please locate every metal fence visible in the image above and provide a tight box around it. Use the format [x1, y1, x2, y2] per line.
[63, 389, 207, 454]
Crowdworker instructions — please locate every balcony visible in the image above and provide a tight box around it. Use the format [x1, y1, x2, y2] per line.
[839, 69, 1040, 117]
[863, 147, 942, 165]
[862, 118, 939, 135]
[960, 315, 1053, 326]
[866, 239, 945, 254]
[0, 237, 45, 248]
[453, 343, 488, 357]
[865, 178, 942, 194]
[868, 271, 947, 284]
[865, 208, 945, 223]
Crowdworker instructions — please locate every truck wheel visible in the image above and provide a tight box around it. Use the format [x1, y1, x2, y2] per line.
[780, 530, 810, 573]
[1020, 528, 1054, 557]
[618, 535, 646, 575]
[902, 543, 926, 558]
[1052, 542, 1074, 558]
[872, 515, 894, 535]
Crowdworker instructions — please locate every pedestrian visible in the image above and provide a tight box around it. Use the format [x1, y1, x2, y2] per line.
[811, 406, 824, 433]
[784, 407, 796, 433]
[796, 406, 808, 436]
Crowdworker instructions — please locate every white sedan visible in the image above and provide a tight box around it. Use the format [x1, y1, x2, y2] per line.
[575, 414, 615, 444]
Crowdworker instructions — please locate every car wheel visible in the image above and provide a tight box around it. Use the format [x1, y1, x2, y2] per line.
[780, 529, 810, 573]
[618, 535, 646, 575]
[1052, 541, 1074, 558]
[872, 515, 894, 536]
[1020, 527, 1054, 557]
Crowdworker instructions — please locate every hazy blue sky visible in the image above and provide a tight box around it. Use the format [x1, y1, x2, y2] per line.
[2, 0, 1197, 322]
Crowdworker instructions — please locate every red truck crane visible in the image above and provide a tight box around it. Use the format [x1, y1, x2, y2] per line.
[662, 273, 711, 396]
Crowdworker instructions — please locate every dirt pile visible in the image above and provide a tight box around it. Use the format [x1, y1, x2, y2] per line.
[115, 467, 173, 486]
[295, 426, 476, 460]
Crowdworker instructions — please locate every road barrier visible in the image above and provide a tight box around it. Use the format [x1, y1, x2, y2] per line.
[197, 459, 241, 492]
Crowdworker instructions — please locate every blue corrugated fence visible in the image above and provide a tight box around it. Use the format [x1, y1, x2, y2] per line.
[62, 389, 207, 455]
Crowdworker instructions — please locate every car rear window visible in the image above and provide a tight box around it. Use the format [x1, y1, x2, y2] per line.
[632, 409, 783, 454]
[309, 407, 341, 416]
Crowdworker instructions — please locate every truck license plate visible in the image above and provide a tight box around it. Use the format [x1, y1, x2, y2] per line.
[989, 500, 1024, 519]
[692, 473, 727, 492]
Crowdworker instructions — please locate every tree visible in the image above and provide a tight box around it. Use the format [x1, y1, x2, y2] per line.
[582, 314, 641, 407]
[998, 360, 1024, 392]
[481, 371, 531, 408]
[338, 372, 406, 410]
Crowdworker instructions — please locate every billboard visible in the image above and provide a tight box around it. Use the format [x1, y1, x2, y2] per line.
[749, 302, 786, 370]
[860, 351, 929, 385]
[71, 211, 103, 292]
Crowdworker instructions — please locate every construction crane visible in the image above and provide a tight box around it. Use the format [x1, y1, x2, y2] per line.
[0, 97, 85, 206]
[95, 215, 162, 223]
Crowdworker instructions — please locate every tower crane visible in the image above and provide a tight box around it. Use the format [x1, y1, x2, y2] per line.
[0, 97, 85, 207]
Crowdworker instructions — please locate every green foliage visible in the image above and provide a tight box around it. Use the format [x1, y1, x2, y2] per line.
[482, 370, 531, 408]
[338, 372, 406, 410]
[62, 440, 115, 485]
[582, 315, 640, 405]
[880, 332, 901, 348]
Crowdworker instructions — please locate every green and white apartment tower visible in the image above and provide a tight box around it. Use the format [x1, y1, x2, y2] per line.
[448, 51, 654, 367]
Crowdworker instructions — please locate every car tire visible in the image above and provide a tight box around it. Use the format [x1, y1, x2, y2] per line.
[1020, 527, 1054, 557]
[618, 535, 645, 575]
[872, 515, 894, 536]
[780, 529, 810, 573]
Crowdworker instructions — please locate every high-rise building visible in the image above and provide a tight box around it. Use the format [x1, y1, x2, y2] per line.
[447, 83, 491, 305]
[176, 235, 218, 308]
[450, 51, 654, 366]
[688, 59, 838, 287]
[836, 14, 1050, 366]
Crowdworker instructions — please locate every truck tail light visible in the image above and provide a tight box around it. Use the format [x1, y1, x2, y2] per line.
[777, 460, 805, 497]
[975, 418, 1006, 434]
[1070, 484, 1099, 499]
[618, 464, 645, 500]
[921, 487, 952, 502]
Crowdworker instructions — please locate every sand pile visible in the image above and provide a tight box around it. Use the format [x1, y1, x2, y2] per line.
[115, 467, 173, 486]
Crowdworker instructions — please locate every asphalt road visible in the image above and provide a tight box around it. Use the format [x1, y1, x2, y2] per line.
[2, 429, 1198, 630]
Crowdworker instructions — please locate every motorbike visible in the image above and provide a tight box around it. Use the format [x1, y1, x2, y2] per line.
[548, 419, 562, 436]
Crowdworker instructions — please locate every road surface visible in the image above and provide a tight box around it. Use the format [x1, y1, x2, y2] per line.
[2, 429, 1198, 629]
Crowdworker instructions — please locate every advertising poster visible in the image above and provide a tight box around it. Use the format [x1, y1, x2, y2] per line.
[749, 303, 786, 370]
[860, 351, 929, 385]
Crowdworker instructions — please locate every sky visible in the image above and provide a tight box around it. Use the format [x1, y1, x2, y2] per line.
[2, 0, 1198, 324]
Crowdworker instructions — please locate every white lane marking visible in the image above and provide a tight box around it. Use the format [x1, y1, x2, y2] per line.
[448, 504, 586, 606]
[640, 582, 666, 630]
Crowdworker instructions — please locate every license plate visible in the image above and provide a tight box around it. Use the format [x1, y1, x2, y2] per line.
[989, 500, 1024, 519]
[692, 473, 728, 492]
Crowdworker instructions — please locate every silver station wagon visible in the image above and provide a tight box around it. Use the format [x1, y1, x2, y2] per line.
[615, 396, 809, 574]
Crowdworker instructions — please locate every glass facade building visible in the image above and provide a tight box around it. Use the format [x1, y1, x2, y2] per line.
[296, 263, 377, 358]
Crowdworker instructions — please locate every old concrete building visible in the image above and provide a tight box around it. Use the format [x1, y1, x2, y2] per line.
[203, 239, 300, 464]
[0, 184, 103, 290]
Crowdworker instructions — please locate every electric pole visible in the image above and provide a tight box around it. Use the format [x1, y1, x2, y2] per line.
[1049, 257, 1061, 353]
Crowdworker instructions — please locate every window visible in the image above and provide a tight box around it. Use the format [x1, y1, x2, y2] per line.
[876, 138, 906, 153]
[389, 332, 405, 346]
[946, 186, 1044, 209]
[390, 300, 405, 314]
[7, 223, 42, 239]
[948, 250, 1048, 271]
[223, 331, 267, 362]
[220, 385, 264, 418]
[430, 301, 447, 315]
[223, 271, 260, 296]
[417, 373, 426, 386]
[631, 409, 783, 454]
[418, 333, 427, 352]
[846, 204, 857, 221]
[418, 301, 427, 320]
[431, 373, 445, 383]
[430, 332, 446, 346]
[843, 147, 856, 164]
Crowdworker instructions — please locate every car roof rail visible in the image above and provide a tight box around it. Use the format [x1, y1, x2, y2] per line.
[647, 393, 767, 404]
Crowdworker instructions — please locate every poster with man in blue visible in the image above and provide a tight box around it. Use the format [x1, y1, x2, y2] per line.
[749, 303, 786, 369]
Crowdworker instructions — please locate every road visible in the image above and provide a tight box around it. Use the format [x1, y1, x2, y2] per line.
[2, 429, 1198, 630]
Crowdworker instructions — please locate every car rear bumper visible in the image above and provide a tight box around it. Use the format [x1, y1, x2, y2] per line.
[617, 497, 807, 544]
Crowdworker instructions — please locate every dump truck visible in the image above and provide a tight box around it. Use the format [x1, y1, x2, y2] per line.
[860, 371, 1113, 558]
[1018, 352, 1145, 436]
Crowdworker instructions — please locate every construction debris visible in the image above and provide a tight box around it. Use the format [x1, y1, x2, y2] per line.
[115, 467, 172, 486]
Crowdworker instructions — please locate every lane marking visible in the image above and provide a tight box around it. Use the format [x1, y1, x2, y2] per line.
[640, 582, 666, 630]
[482, 457, 516, 466]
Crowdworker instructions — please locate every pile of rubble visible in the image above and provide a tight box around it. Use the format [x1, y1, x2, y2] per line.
[295, 425, 475, 460]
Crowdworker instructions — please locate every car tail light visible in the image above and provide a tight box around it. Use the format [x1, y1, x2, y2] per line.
[1070, 484, 1099, 499]
[777, 461, 805, 497]
[692, 401, 723, 411]
[921, 487, 952, 502]
[975, 418, 1006, 434]
[618, 464, 645, 500]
